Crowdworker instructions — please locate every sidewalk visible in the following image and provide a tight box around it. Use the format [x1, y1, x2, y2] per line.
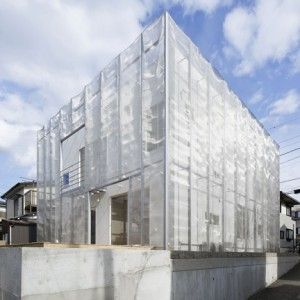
[250, 263, 300, 299]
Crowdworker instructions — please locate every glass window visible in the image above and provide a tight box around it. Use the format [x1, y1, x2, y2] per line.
[63, 173, 69, 186]
[286, 229, 294, 241]
[286, 207, 291, 216]
[280, 230, 284, 239]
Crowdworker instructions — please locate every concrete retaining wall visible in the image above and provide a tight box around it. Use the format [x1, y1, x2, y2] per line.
[171, 252, 299, 300]
[0, 246, 298, 299]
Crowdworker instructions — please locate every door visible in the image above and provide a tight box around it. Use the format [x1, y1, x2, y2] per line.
[111, 194, 128, 245]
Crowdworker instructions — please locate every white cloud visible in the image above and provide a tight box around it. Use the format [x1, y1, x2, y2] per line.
[249, 88, 263, 105]
[269, 89, 300, 116]
[0, 0, 148, 178]
[0, 0, 233, 180]
[145, 0, 232, 14]
[223, 0, 300, 75]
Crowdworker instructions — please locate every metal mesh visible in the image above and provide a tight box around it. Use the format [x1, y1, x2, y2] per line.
[166, 15, 279, 252]
[37, 13, 279, 251]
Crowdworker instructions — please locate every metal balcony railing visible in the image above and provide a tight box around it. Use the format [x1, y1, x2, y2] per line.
[60, 160, 85, 193]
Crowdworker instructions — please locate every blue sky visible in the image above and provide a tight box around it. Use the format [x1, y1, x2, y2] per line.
[0, 0, 300, 196]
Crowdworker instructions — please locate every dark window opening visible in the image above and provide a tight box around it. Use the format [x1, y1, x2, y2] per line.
[280, 230, 284, 239]
[111, 194, 128, 245]
[91, 210, 96, 244]
[286, 229, 294, 241]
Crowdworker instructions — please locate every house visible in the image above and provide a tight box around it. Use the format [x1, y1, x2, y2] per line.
[280, 191, 298, 252]
[1, 181, 37, 219]
[0, 200, 6, 240]
[292, 202, 300, 249]
[37, 13, 279, 252]
[1, 181, 37, 244]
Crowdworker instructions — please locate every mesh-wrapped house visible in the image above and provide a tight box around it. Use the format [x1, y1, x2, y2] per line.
[37, 13, 279, 252]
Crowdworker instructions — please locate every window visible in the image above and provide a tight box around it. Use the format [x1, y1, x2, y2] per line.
[286, 229, 294, 241]
[286, 207, 291, 216]
[297, 227, 300, 235]
[280, 230, 284, 239]
[63, 173, 69, 186]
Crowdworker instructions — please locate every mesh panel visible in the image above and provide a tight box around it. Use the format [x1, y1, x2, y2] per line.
[37, 13, 279, 251]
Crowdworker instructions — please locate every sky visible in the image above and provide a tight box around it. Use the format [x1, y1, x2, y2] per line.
[0, 0, 300, 198]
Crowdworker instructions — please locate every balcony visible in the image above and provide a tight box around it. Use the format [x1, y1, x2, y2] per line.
[24, 190, 37, 213]
[60, 160, 85, 193]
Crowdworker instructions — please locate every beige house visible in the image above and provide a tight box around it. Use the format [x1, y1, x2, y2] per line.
[280, 191, 298, 252]
[1, 181, 37, 219]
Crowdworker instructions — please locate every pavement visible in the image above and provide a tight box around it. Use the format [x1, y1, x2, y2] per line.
[249, 263, 300, 300]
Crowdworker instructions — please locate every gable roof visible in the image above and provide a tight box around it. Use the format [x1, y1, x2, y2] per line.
[1, 181, 36, 200]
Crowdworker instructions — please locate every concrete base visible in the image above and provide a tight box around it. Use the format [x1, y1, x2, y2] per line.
[0, 245, 299, 300]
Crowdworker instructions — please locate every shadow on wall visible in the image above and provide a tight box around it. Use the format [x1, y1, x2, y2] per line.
[250, 262, 300, 300]
[102, 249, 114, 299]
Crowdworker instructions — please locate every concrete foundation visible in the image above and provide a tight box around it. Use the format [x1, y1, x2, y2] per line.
[0, 244, 299, 300]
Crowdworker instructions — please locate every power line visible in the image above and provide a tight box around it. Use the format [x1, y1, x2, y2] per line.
[280, 147, 300, 156]
[280, 177, 300, 184]
[278, 134, 300, 144]
[280, 139, 300, 149]
[280, 155, 300, 164]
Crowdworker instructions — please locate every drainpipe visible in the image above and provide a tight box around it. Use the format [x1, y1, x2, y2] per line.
[293, 224, 295, 252]
[8, 225, 12, 245]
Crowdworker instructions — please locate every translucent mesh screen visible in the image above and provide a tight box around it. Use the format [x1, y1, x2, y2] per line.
[37, 15, 165, 248]
[166, 15, 279, 252]
[37, 13, 278, 251]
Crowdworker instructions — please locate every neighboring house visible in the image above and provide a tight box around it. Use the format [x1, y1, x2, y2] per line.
[0, 200, 6, 221]
[280, 191, 298, 252]
[0, 200, 6, 240]
[1, 181, 37, 219]
[1, 182, 37, 244]
[292, 204, 300, 248]
[37, 13, 279, 252]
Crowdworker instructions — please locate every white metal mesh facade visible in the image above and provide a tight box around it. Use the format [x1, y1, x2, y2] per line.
[37, 13, 279, 251]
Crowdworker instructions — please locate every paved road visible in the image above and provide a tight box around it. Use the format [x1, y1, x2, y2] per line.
[250, 263, 300, 300]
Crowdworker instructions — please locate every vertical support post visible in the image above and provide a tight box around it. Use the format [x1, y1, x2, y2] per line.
[234, 100, 238, 252]
[222, 86, 226, 251]
[206, 68, 211, 251]
[59, 134, 63, 243]
[140, 34, 145, 245]
[86, 192, 91, 244]
[128, 177, 132, 245]
[117, 55, 122, 179]
[188, 41, 192, 251]
[245, 118, 249, 252]
[164, 12, 169, 250]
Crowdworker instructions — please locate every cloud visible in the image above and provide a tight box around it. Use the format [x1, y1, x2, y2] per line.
[223, 0, 300, 75]
[269, 89, 300, 116]
[0, 0, 233, 180]
[0, 0, 147, 177]
[249, 88, 263, 105]
[145, 0, 232, 14]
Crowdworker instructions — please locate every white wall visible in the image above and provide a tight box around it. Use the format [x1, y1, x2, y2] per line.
[61, 127, 85, 191]
[6, 200, 14, 219]
[0, 248, 298, 300]
[280, 203, 296, 251]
